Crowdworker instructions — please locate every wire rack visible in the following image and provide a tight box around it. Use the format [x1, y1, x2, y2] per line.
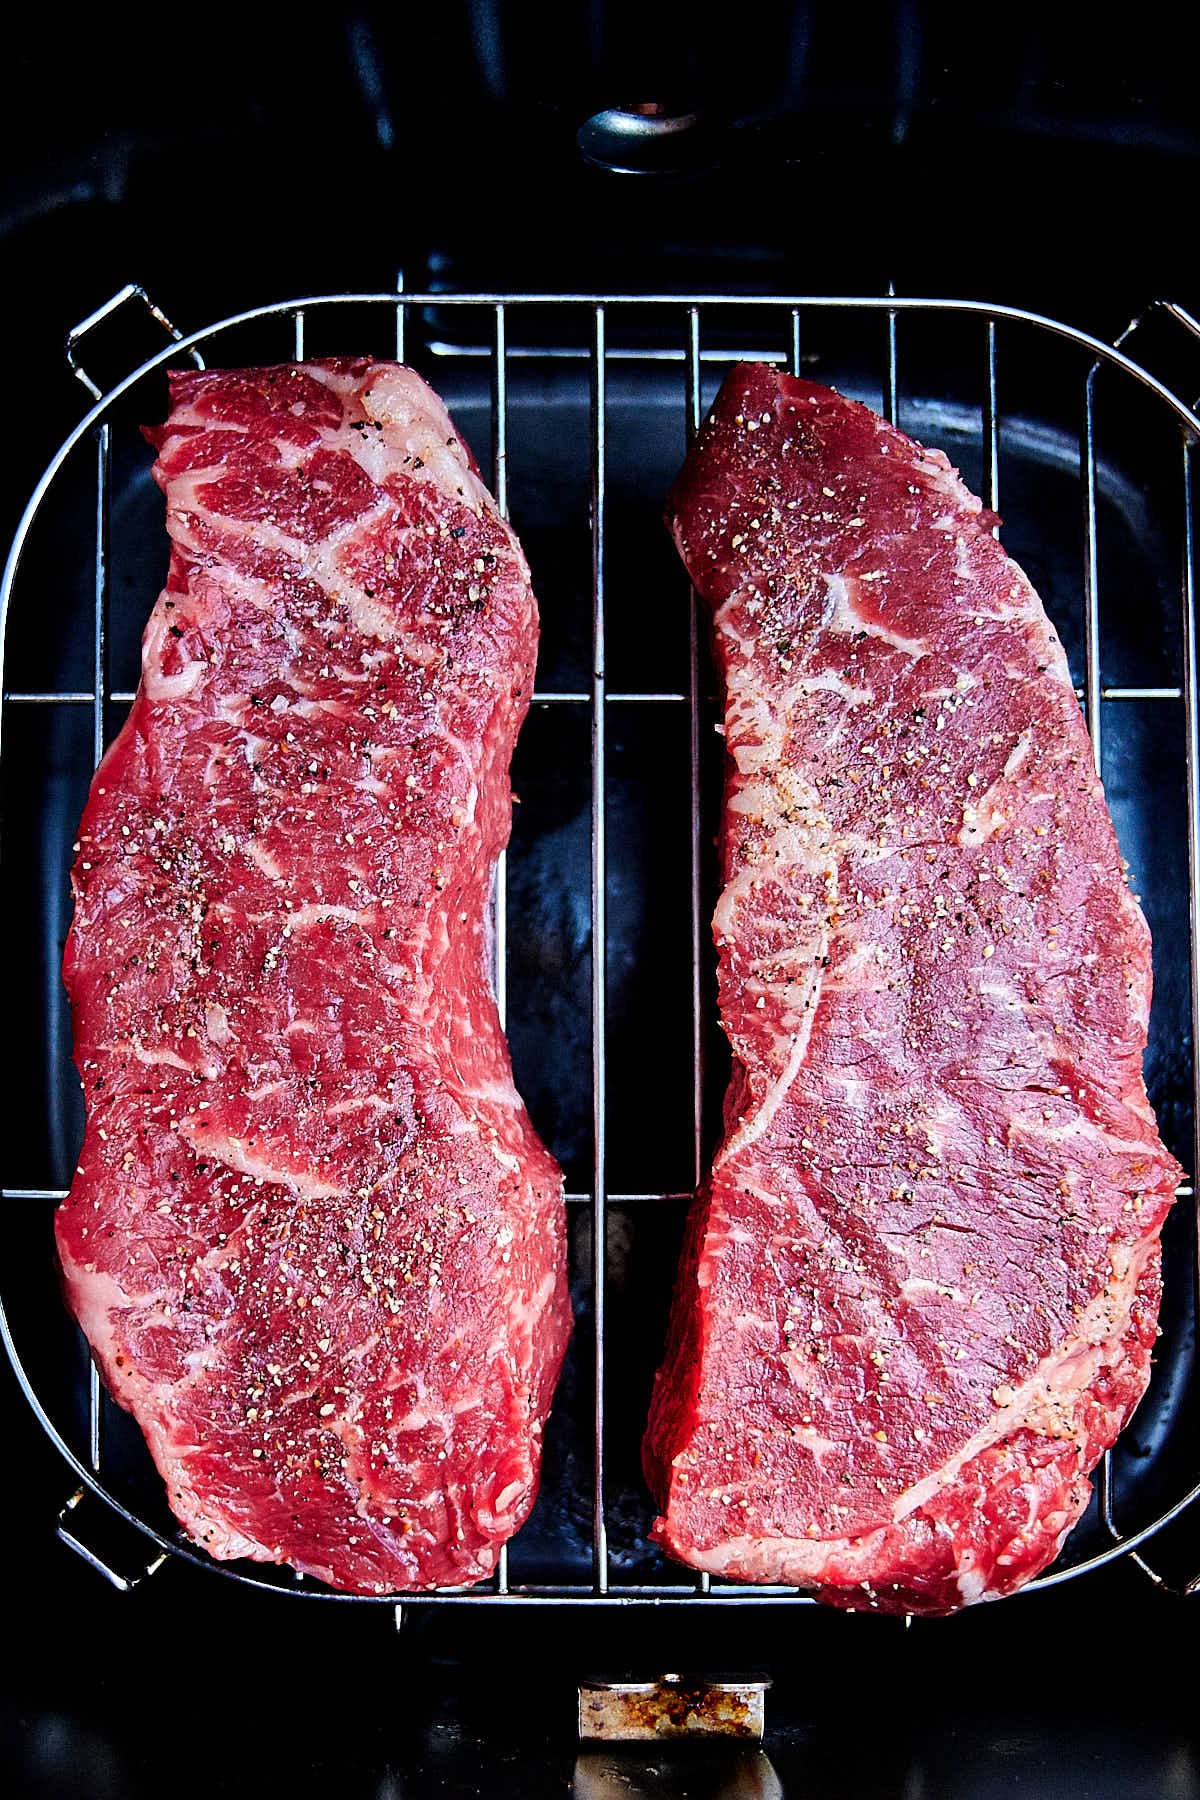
[3, 286, 1200, 1612]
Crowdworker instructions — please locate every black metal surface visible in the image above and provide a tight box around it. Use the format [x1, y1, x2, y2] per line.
[4, 298, 1194, 1605]
[4, 1499, 1200, 1799]
[6, 304, 1199, 1599]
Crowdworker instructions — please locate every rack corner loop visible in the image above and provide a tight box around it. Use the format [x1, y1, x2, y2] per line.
[65, 284, 199, 402]
[56, 1486, 168, 1593]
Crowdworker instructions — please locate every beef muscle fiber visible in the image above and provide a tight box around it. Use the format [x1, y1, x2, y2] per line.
[57, 360, 570, 1594]
[645, 365, 1180, 1614]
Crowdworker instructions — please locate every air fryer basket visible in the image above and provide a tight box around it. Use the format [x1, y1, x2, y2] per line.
[2, 288, 1198, 1610]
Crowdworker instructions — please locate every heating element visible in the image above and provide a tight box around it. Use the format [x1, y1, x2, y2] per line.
[3, 286, 1199, 1613]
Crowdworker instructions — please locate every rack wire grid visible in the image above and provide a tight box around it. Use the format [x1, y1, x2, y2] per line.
[3, 286, 1200, 1612]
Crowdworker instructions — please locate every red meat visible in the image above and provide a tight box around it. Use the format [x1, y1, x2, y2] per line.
[57, 359, 570, 1594]
[646, 365, 1179, 1613]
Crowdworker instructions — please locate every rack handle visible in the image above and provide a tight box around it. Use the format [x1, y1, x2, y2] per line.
[1159, 301, 1200, 344]
[1112, 299, 1200, 416]
[57, 1486, 168, 1592]
[65, 283, 198, 401]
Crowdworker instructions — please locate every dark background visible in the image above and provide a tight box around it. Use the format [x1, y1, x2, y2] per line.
[3, 7, 1200, 1796]
[2, 2, 1198, 502]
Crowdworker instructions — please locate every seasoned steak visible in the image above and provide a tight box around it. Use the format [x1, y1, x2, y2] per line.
[645, 364, 1179, 1613]
[57, 359, 570, 1594]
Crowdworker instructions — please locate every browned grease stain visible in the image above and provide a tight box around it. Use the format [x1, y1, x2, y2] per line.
[579, 1679, 764, 1740]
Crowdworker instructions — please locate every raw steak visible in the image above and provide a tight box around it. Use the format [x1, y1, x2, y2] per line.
[57, 359, 570, 1594]
[645, 364, 1180, 1614]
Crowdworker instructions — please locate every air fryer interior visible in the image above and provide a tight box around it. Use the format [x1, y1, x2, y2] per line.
[3, 296, 1196, 1617]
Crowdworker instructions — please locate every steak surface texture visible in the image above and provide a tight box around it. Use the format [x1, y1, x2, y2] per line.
[57, 359, 570, 1594]
[644, 364, 1180, 1613]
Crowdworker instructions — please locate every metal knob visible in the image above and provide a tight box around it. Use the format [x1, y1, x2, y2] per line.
[577, 104, 713, 175]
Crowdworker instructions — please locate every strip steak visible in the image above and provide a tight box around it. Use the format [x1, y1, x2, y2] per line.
[645, 364, 1180, 1613]
[57, 359, 570, 1594]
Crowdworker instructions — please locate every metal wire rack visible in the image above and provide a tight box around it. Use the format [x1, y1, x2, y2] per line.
[3, 286, 1200, 1613]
